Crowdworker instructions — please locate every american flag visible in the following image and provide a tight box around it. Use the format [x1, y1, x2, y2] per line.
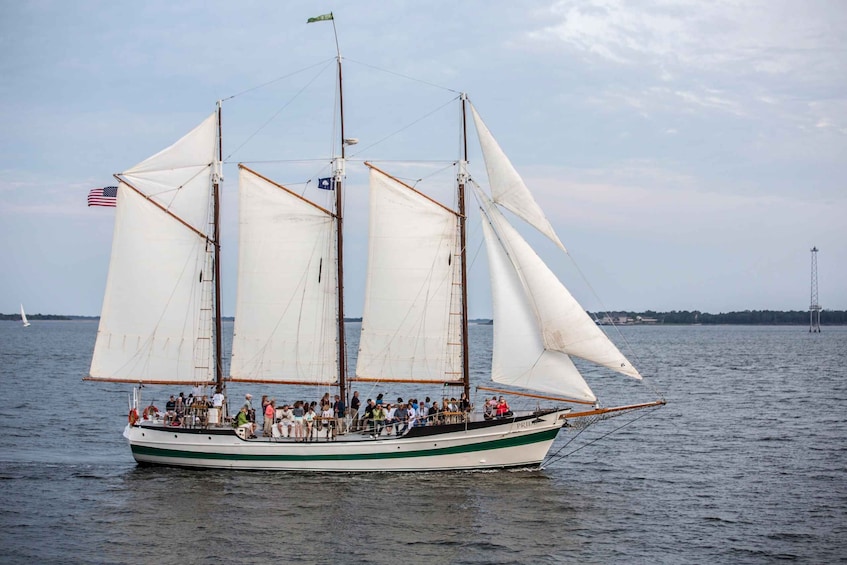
[88, 186, 118, 207]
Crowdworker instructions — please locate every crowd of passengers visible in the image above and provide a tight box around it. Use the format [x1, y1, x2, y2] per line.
[233, 391, 513, 441]
[148, 388, 513, 439]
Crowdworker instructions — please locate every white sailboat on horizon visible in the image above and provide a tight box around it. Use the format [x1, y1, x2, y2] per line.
[20, 304, 31, 328]
[85, 19, 663, 472]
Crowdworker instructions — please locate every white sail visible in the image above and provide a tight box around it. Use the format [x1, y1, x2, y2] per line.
[479, 189, 642, 382]
[120, 113, 219, 233]
[480, 204, 595, 401]
[229, 166, 338, 384]
[88, 113, 218, 384]
[470, 103, 566, 252]
[20, 304, 30, 327]
[355, 166, 462, 383]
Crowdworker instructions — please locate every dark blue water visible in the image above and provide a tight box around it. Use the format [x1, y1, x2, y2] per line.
[1, 321, 845, 563]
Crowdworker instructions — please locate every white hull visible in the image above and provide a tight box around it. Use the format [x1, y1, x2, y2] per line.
[125, 409, 570, 472]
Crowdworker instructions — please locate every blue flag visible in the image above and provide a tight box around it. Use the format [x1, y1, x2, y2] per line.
[317, 177, 333, 190]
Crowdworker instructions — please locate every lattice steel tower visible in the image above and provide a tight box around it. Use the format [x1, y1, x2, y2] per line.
[809, 247, 821, 333]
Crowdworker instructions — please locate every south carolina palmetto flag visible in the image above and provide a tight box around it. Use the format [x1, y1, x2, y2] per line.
[307, 13, 333, 23]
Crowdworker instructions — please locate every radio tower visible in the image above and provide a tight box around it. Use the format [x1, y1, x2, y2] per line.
[809, 247, 821, 333]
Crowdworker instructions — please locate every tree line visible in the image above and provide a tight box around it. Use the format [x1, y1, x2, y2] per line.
[589, 310, 847, 325]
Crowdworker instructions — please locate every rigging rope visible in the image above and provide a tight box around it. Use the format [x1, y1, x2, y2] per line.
[347, 96, 459, 160]
[542, 404, 663, 468]
[224, 59, 336, 162]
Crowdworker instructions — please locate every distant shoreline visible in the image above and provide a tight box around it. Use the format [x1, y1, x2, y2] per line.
[2, 310, 845, 325]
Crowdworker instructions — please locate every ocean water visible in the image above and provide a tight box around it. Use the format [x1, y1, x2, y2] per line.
[0, 321, 845, 564]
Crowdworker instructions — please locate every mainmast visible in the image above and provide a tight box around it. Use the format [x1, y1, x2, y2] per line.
[458, 94, 471, 401]
[332, 19, 348, 404]
[213, 101, 224, 391]
[306, 12, 348, 402]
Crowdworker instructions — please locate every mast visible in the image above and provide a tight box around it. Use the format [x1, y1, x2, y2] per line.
[213, 101, 224, 391]
[333, 30, 348, 404]
[458, 94, 471, 401]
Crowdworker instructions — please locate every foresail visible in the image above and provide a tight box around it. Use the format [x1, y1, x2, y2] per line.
[470, 103, 566, 252]
[229, 166, 338, 385]
[355, 166, 462, 383]
[89, 113, 217, 384]
[480, 210, 595, 402]
[479, 189, 642, 381]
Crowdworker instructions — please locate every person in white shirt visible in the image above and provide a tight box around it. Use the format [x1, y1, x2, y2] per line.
[277, 404, 294, 438]
[320, 404, 334, 440]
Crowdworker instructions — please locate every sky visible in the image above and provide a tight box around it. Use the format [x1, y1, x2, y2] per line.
[1, 0, 845, 318]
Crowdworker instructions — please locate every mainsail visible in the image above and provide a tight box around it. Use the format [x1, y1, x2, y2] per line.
[355, 165, 463, 383]
[88, 113, 219, 384]
[229, 166, 339, 385]
[470, 103, 566, 252]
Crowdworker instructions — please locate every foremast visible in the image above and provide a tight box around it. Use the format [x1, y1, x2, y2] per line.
[212, 101, 224, 393]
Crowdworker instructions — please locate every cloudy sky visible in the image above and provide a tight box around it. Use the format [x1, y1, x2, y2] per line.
[1, 0, 844, 318]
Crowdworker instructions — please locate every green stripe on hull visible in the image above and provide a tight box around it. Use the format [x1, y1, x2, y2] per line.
[131, 427, 560, 462]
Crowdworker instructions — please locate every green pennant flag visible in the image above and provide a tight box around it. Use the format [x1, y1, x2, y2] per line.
[307, 13, 333, 23]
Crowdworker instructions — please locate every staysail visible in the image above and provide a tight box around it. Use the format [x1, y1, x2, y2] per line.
[88, 113, 219, 384]
[470, 103, 566, 252]
[229, 166, 339, 385]
[478, 188, 642, 392]
[355, 165, 463, 384]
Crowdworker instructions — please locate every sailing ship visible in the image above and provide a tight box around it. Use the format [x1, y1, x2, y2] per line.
[20, 304, 31, 328]
[85, 36, 663, 471]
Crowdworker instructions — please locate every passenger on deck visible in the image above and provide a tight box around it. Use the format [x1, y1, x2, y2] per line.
[263, 399, 275, 437]
[418, 399, 429, 426]
[292, 401, 305, 441]
[395, 403, 409, 436]
[235, 406, 255, 438]
[484, 397, 497, 420]
[408, 399, 418, 429]
[303, 404, 316, 441]
[333, 394, 346, 434]
[428, 401, 441, 425]
[321, 403, 334, 440]
[372, 403, 386, 437]
[244, 394, 255, 425]
[459, 392, 471, 413]
[350, 391, 361, 432]
[496, 396, 512, 419]
[278, 404, 294, 438]
[165, 395, 177, 424]
[384, 403, 395, 436]
[363, 399, 375, 434]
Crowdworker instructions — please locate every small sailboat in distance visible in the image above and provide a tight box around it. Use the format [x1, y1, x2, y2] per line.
[20, 304, 31, 327]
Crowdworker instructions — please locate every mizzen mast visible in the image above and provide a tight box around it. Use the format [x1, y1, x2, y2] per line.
[458, 94, 471, 401]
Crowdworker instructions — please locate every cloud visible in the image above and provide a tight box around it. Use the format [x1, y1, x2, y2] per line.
[529, 0, 847, 129]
